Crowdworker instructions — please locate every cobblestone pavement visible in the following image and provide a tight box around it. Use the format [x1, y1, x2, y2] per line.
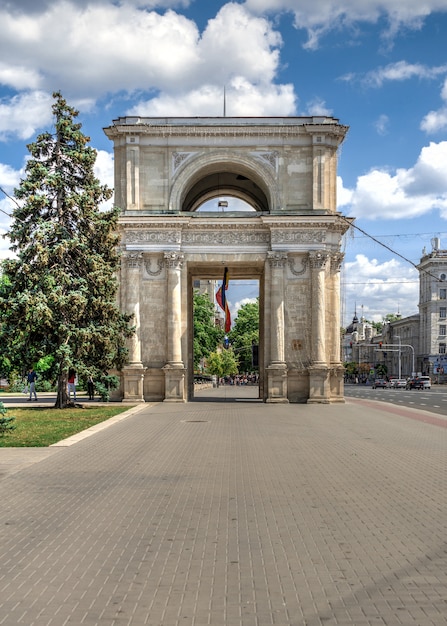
[0, 386, 446, 625]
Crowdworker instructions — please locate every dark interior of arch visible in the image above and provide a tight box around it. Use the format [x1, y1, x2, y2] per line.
[182, 171, 269, 213]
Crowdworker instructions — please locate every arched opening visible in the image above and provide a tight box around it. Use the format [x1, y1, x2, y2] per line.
[188, 263, 264, 402]
[180, 169, 270, 213]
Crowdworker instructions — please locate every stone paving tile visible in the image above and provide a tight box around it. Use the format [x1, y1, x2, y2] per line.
[0, 388, 446, 625]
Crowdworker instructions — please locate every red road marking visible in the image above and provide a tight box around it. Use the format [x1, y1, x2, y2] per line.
[347, 397, 447, 429]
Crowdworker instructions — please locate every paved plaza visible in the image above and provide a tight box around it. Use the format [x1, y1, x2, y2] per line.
[0, 386, 446, 625]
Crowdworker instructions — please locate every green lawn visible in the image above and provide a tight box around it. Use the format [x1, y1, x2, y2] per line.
[0, 405, 135, 447]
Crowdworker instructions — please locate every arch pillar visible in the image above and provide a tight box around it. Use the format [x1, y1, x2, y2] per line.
[329, 252, 345, 402]
[163, 252, 186, 402]
[266, 251, 289, 403]
[122, 252, 145, 402]
[308, 250, 330, 403]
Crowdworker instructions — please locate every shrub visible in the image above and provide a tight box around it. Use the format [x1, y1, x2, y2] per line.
[0, 402, 16, 435]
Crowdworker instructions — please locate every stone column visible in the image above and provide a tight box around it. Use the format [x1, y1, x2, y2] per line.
[329, 252, 345, 402]
[308, 250, 330, 403]
[163, 251, 186, 402]
[122, 251, 145, 402]
[266, 252, 288, 403]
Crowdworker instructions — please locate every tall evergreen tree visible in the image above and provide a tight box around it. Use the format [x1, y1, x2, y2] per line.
[0, 92, 133, 408]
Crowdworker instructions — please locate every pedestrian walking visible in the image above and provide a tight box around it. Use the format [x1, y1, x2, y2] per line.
[67, 369, 77, 402]
[27, 368, 38, 401]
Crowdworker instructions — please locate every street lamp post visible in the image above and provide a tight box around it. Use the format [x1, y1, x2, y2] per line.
[396, 336, 402, 379]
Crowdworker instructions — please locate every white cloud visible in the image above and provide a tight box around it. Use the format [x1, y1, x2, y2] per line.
[0, 62, 41, 90]
[94, 150, 114, 190]
[0, 91, 53, 140]
[0, 2, 288, 105]
[0, 2, 297, 127]
[374, 114, 389, 136]
[342, 254, 419, 323]
[244, 0, 447, 49]
[304, 97, 332, 116]
[0, 162, 21, 189]
[129, 79, 296, 116]
[337, 141, 447, 220]
[358, 61, 447, 88]
[421, 77, 447, 133]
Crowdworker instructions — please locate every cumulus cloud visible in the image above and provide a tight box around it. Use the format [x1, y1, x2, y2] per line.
[0, 0, 191, 13]
[244, 0, 447, 49]
[0, 2, 287, 101]
[94, 150, 114, 190]
[0, 2, 297, 127]
[0, 161, 22, 259]
[421, 77, 447, 133]
[337, 141, 447, 220]
[0, 91, 53, 140]
[129, 79, 296, 116]
[342, 254, 419, 323]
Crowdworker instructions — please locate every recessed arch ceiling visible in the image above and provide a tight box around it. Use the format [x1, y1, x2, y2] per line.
[182, 170, 269, 213]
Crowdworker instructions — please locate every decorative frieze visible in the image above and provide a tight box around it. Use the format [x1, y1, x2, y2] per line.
[183, 231, 269, 246]
[126, 230, 181, 245]
[271, 229, 326, 244]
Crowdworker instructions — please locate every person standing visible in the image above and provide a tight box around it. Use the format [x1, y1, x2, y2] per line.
[87, 375, 94, 401]
[27, 368, 38, 401]
[67, 369, 77, 402]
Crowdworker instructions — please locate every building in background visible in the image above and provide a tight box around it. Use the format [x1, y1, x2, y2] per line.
[417, 238, 447, 380]
[347, 238, 447, 382]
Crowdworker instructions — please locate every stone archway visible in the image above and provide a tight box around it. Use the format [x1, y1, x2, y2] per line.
[104, 116, 350, 403]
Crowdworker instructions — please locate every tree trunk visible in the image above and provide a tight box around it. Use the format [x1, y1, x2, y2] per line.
[54, 373, 69, 408]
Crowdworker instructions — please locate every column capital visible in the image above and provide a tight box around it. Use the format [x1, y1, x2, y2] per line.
[330, 251, 344, 272]
[267, 251, 288, 268]
[164, 251, 184, 270]
[124, 251, 143, 269]
[309, 250, 329, 270]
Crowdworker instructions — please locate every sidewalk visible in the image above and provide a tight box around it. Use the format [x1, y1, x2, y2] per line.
[0, 386, 446, 625]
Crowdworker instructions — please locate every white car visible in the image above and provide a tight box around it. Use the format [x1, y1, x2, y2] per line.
[391, 379, 407, 388]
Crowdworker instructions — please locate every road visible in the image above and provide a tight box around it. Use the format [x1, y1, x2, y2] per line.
[345, 382, 447, 417]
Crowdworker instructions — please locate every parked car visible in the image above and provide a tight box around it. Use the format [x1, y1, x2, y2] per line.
[372, 378, 388, 389]
[390, 378, 407, 389]
[406, 376, 431, 390]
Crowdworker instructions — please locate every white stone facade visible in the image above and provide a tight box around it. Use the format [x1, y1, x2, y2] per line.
[104, 117, 350, 403]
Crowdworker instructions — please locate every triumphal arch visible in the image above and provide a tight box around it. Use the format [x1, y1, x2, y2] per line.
[104, 116, 350, 403]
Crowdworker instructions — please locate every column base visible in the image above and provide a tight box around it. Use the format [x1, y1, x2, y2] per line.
[329, 364, 345, 403]
[307, 365, 330, 404]
[266, 363, 289, 403]
[163, 363, 186, 402]
[122, 364, 145, 402]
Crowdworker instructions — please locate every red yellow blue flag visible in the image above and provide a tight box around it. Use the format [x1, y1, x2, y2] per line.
[216, 267, 231, 332]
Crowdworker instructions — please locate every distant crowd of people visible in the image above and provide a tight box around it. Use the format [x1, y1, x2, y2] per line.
[222, 373, 259, 386]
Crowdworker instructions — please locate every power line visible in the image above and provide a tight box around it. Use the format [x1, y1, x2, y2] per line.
[338, 214, 444, 284]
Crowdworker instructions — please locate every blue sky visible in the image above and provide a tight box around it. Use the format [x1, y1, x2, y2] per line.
[1, 0, 447, 326]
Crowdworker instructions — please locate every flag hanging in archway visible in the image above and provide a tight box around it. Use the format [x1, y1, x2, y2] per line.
[216, 267, 231, 332]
